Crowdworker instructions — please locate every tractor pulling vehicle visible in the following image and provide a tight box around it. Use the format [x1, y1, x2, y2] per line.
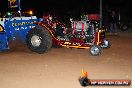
[0, 0, 110, 56]
[0, 10, 110, 56]
[42, 14, 111, 56]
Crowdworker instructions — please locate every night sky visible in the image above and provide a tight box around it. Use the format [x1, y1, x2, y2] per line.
[21, 0, 100, 17]
[0, 0, 132, 18]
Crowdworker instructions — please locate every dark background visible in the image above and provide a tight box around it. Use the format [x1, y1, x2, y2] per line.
[0, 0, 132, 22]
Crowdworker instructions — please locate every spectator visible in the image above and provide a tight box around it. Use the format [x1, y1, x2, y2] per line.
[109, 10, 118, 35]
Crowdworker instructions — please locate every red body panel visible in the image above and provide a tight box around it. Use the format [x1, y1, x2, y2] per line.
[38, 22, 105, 49]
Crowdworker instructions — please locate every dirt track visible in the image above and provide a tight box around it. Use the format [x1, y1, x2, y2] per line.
[0, 33, 132, 88]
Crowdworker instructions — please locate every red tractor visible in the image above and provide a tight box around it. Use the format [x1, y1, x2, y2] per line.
[34, 14, 111, 56]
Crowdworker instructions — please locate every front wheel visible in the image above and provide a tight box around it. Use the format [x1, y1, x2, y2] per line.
[26, 26, 52, 54]
[101, 39, 111, 49]
[89, 45, 101, 56]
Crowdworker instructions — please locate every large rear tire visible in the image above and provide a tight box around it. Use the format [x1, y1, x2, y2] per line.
[26, 26, 52, 54]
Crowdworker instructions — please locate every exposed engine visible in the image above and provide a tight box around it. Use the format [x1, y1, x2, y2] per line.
[70, 19, 95, 44]
[42, 13, 99, 44]
[71, 21, 89, 32]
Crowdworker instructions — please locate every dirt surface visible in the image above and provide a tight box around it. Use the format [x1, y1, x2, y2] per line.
[0, 33, 132, 88]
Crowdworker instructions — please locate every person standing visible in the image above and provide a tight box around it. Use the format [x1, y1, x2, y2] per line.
[109, 10, 118, 35]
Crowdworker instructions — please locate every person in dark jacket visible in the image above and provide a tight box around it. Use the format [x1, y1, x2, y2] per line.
[109, 10, 118, 35]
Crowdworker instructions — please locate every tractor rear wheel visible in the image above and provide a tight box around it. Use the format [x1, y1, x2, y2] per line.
[26, 26, 52, 54]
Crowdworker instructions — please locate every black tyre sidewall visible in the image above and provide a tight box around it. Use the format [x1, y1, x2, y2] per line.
[26, 26, 52, 53]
